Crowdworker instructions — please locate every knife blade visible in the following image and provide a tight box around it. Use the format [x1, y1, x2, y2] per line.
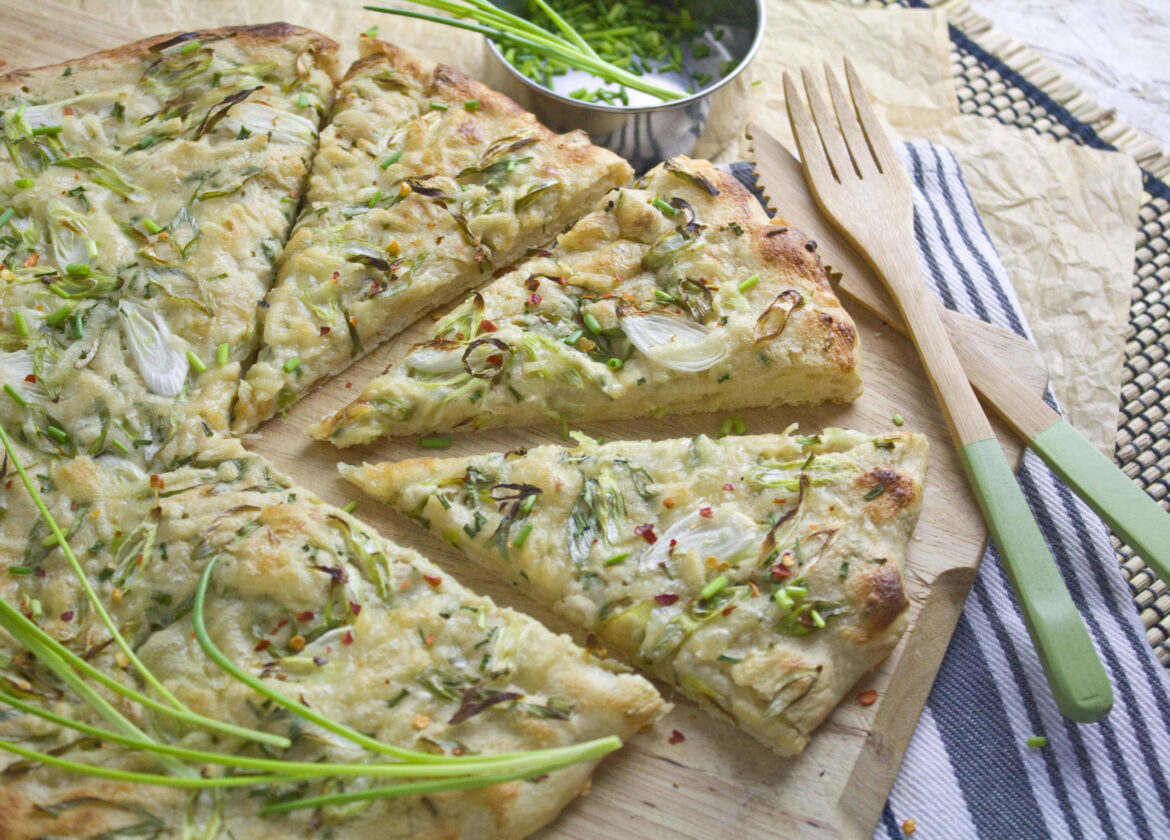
[748, 121, 1170, 589]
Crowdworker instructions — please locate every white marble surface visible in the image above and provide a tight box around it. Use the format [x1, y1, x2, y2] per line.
[972, 0, 1170, 152]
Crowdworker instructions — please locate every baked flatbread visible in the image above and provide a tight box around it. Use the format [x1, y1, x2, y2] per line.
[0, 438, 664, 839]
[0, 24, 339, 468]
[341, 427, 925, 755]
[311, 156, 862, 448]
[231, 38, 633, 431]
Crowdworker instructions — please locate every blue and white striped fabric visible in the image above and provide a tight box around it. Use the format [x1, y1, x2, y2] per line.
[876, 142, 1170, 840]
[730, 143, 1170, 839]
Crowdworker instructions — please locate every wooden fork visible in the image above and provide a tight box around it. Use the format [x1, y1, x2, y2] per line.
[784, 60, 1112, 722]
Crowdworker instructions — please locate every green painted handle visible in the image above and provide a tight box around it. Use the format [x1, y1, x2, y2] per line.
[961, 437, 1113, 722]
[1031, 418, 1170, 589]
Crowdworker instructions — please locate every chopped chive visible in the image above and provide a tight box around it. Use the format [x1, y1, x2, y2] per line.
[774, 588, 794, 610]
[569, 88, 589, 100]
[142, 218, 161, 234]
[0, 208, 14, 228]
[751, 79, 763, 87]
[363, 25, 378, 37]
[786, 584, 807, 598]
[652, 197, 678, 215]
[14, 177, 34, 189]
[839, 561, 850, 579]
[731, 414, 746, 435]
[31, 125, 63, 136]
[865, 485, 885, 501]
[380, 148, 404, 169]
[1026, 735, 1047, 748]
[464, 99, 481, 110]
[186, 350, 207, 374]
[564, 329, 583, 346]
[7, 566, 33, 575]
[85, 238, 99, 260]
[3, 384, 27, 407]
[606, 357, 623, 370]
[46, 425, 68, 443]
[111, 439, 129, 455]
[179, 40, 201, 53]
[297, 93, 309, 108]
[342, 501, 358, 513]
[700, 574, 729, 601]
[512, 523, 533, 548]
[738, 274, 760, 293]
[367, 189, 382, 208]
[13, 311, 29, 337]
[283, 356, 301, 373]
[217, 342, 230, 365]
[65, 262, 91, 276]
[428, 101, 449, 110]
[893, 413, 905, 426]
[419, 436, 452, 449]
[45, 304, 73, 327]
[583, 313, 602, 334]
[519, 494, 537, 516]
[605, 552, 629, 567]
[810, 608, 825, 629]
[654, 289, 675, 303]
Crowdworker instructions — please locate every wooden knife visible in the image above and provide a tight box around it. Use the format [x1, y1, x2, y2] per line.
[748, 121, 1170, 589]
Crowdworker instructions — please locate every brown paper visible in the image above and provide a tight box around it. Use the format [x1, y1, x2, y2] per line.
[21, 0, 1142, 451]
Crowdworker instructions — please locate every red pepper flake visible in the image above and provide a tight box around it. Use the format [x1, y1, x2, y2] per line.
[527, 292, 542, 306]
[296, 611, 315, 622]
[480, 319, 498, 332]
[722, 604, 738, 617]
[33, 568, 46, 578]
[319, 326, 331, 335]
[654, 593, 679, 606]
[723, 483, 734, 491]
[486, 353, 503, 366]
[24, 374, 36, 383]
[634, 523, 658, 544]
[668, 729, 685, 744]
[149, 474, 164, 489]
[349, 601, 362, 616]
[342, 630, 354, 646]
[857, 689, 878, 706]
[332, 271, 340, 280]
[424, 634, 435, 646]
[770, 563, 793, 580]
[60, 611, 74, 622]
[23, 253, 39, 268]
[63, 107, 74, 115]
[269, 618, 290, 636]
[423, 574, 442, 588]
[254, 639, 272, 652]
[699, 506, 714, 519]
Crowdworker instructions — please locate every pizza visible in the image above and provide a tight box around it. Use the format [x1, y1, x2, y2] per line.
[0, 437, 665, 839]
[340, 427, 926, 756]
[310, 156, 862, 448]
[0, 24, 339, 469]
[231, 38, 633, 431]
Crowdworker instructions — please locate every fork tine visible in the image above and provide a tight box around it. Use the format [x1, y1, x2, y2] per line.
[799, 67, 852, 183]
[783, 71, 837, 191]
[843, 57, 902, 175]
[822, 62, 879, 178]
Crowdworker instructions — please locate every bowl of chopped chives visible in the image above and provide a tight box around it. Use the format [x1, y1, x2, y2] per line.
[481, 0, 765, 172]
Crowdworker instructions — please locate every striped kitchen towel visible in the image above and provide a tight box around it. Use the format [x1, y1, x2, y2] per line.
[731, 144, 1170, 839]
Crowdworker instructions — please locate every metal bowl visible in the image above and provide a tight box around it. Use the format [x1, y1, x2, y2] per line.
[482, 0, 765, 173]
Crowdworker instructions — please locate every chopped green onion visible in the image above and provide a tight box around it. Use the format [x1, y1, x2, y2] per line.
[217, 342, 230, 365]
[31, 125, 63, 136]
[519, 493, 537, 516]
[654, 289, 675, 303]
[13, 311, 29, 337]
[419, 435, 452, 448]
[7, 566, 33, 575]
[569, 88, 589, 100]
[605, 552, 629, 566]
[786, 584, 807, 598]
[700, 574, 729, 601]
[65, 262, 91, 276]
[297, 93, 309, 108]
[186, 350, 207, 373]
[738, 274, 760, 293]
[111, 439, 130, 455]
[583, 312, 601, 334]
[893, 413, 905, 426]
[773, 587, 794, 610]
[85, 238, 99, 260]
[560, 412, 569, 440]
[652, 197, 678, 215]
[363, 25, 378, 37]
[135, 134, 157, 150]
[1026, 735, 1047, 748]
[512, 522, 534, 547]
[46, 425, 68, 443]
[142, 217, 162, 234]
[342, 501, 358, 513]
[809, 608, 826, 629]
[368, 189, 382, 207]
[0, 208, 14, 228]
[564, 329, 583, 345]
[45, 304, 73, 327]
[428, 101, 449, 110]
[179, 40, 202, 53]
[464, 99, 481, 110]
[283, 356, 301, 373]
[380, 148, 404, 169]
[3, 384, 27, 407]
[865, 485, 885, 501]
[606, 357, 623, 370]
[13, 177, 34, 189]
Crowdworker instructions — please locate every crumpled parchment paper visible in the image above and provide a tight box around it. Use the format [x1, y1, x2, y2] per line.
[13, 0, 1142, 452]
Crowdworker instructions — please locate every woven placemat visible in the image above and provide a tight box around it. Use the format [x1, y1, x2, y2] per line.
[859, 0, 1170, 664]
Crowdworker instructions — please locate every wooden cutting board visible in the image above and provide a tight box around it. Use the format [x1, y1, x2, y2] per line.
[3, 5, 1048, 837]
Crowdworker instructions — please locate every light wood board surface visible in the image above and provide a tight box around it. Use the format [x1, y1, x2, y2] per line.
[1, 6, 1049, 838]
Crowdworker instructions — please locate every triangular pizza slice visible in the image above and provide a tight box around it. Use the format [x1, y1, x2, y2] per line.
[312, 156, 862, 448]
[231, 39, 633, 431]
[0, 25, 339, 469]
[342, 427, 926, 756]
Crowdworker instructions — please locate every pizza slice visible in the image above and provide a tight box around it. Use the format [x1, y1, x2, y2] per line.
[231, 38, 633, 431]
[0, 25, 339, 469]
[311, 156, 862, 448]
[0, 437, 664, 838]
[341, 426, 926, 756]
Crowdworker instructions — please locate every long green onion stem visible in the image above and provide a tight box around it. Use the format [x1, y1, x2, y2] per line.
[364, 2, 683, 101]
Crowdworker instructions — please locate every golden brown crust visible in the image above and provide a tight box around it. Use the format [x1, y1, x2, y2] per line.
[0, 23, 340, 97]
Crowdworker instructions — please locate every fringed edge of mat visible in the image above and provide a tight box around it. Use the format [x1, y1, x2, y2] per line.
[932, 0, 1170, 183]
